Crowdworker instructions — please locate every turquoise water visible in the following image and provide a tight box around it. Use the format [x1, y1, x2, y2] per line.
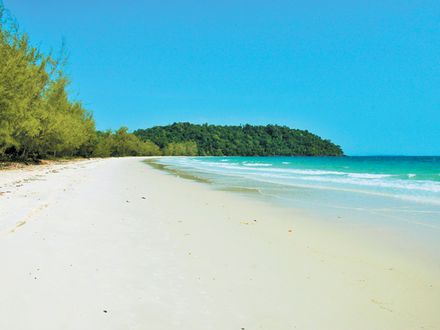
[155, 156, 440, 229]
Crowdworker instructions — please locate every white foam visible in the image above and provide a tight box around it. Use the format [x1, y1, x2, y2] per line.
[348, 173, 392, 179]
[242, 163, 273, 167]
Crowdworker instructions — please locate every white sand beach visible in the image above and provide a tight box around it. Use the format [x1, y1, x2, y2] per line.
[0, 157, 439, 330]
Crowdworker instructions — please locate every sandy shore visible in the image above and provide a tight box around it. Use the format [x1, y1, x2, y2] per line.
[0, 157, 439, 330]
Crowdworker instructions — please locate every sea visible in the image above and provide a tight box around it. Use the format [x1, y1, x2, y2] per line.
[153, 156, 440, 233]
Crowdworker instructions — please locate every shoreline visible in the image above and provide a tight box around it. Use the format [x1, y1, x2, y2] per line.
[1, 157, 439, 329]
[147, 157, 440, 270]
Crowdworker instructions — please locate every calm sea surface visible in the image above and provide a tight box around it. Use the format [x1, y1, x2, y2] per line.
[154, 156, 440, 230]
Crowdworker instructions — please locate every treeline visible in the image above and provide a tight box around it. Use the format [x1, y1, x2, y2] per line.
[0, 6, 160, 161]
[0, 5, 343, 160]
[134, 123, 344, 156]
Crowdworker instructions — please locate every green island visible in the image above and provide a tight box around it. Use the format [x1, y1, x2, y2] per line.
[134, 123, 343, 156]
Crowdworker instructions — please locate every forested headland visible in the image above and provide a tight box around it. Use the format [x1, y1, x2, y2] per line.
[134, 123, 343, 156]
[0, 5, 343, 161]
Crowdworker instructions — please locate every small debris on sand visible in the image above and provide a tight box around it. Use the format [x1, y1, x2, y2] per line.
[10, 220, 27, 232]
[141, 196, 146, 199]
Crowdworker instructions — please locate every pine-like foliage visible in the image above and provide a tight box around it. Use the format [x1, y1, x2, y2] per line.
[0, 5, 160, 160]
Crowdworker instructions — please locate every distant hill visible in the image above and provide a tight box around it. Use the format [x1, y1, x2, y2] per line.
[134, 123, 343, 156]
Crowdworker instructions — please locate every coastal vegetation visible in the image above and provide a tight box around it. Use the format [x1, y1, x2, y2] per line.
[134, 123, 343, 156]
[0, 5, 157, 161]
[0, 5, 342, 161]
[92, 128, 160, 157]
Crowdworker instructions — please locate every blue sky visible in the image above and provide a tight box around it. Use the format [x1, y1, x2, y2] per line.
[3, 0, 440, 155]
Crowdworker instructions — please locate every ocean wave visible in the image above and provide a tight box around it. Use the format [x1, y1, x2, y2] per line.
[175, 161, 440, 193]
[156, 158, 440, 202]
[348, 173, 393, 179]
[242, 163, 273, 167]
[302, 176, 440, 193]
